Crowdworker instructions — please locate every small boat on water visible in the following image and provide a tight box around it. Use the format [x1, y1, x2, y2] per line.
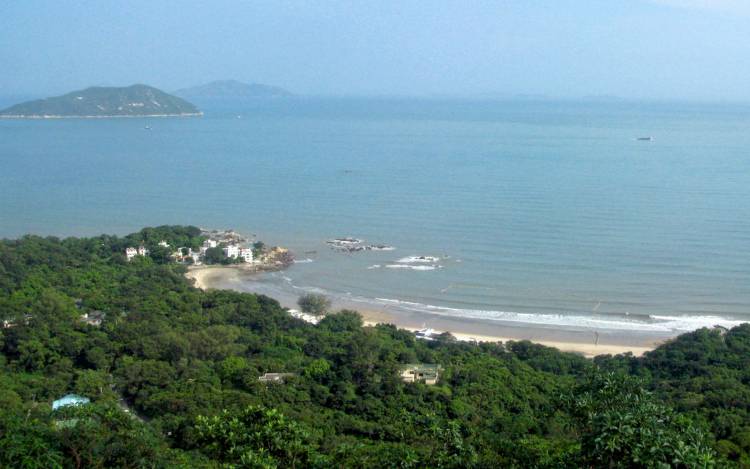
[636, 136, 652, 141]
[144, 125, 152, 130]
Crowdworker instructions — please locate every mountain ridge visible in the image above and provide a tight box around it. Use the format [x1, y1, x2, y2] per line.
[174, 79, 293, 99]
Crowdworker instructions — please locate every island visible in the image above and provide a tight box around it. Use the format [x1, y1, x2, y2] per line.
[174, 79, 293, 99]
[0, 84, 202, 118]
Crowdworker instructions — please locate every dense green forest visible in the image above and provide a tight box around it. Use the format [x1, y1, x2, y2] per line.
[1, 226, 749, 468]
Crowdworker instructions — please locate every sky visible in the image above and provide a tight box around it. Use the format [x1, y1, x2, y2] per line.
[1, 0, 750, 100]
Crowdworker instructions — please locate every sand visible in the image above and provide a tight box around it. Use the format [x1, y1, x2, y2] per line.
[185, 265, 665, 358]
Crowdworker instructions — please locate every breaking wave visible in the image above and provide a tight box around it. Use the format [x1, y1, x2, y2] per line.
[396, 256, 441, 263]
[371, 298, 745, 332]
[385, 264, 442, 271]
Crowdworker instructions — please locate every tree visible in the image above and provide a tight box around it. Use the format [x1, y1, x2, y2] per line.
[297, 294, 331, 316]
[203, 247, 226, 265]
[0, 412, 63, 469]
[252, 241, 266, 258]
[318, 310, 362, 332]
[568, 372, 717, 468]
[194, 406, 325, 468]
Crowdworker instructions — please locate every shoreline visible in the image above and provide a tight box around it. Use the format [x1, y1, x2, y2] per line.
[185, 265, 666, 358]
[0, 112, 203, 119]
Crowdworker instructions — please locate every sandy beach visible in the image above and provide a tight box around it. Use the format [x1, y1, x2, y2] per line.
[185, 265, 666, 358]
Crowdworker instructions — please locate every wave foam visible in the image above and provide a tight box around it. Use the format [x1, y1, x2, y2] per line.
[397, 256, 440, 263]
[385, 264, 441, 271]
[372, 298, 746, 332]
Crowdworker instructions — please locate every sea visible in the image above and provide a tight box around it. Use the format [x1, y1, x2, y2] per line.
[2, 97, 749, 334]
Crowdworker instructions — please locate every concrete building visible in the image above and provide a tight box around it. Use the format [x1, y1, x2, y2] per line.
[79, 311, 105, 327]
[400, 364, 441, 385]
[52, 394, 90, 410]
[126, 246, 149, 261]
[203, 239, 218, 249]
[223, 244, 239, 259]
[239, 247, 254, 263]
[190, 251, 202, 265]
[258, 373, 296, 384]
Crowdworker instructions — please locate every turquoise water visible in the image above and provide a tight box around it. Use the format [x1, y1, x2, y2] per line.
[2, 98, 749, 332]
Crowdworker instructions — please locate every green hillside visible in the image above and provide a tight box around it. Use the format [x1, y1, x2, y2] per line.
[0, 84, 201, 118]
[1, 226, 748, 467]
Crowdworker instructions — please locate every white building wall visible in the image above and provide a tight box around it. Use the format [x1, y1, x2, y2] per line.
[223, 245, 239, 259]
[240, 248, 254, 263]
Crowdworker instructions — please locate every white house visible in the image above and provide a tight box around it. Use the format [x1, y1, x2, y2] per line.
[239, 247, 254, 263]
[203, 239, 218, 249]
[126, 246, 149, 261]
[190, 251, 202, 264]
[158, 240, 170, 247]
[223, 245, 240, 259]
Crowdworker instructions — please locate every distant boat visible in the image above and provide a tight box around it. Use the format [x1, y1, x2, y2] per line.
[636, 136, 652, 141]
[144, 125, 152, 130]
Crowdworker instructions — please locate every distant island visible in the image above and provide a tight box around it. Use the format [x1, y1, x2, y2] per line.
[174, 79, 293, 99]
[0, 84, 202, 118]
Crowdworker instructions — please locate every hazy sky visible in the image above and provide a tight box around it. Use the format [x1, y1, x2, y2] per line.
[2, 0, 750, 100]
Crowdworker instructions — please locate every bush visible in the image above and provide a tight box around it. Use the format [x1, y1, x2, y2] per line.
[297, 293, 331, 315]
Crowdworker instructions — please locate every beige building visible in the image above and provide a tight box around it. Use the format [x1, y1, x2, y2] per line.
[400, 364, 441, 385]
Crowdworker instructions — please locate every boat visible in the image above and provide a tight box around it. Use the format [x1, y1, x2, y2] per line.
[636, 136, 652, 141]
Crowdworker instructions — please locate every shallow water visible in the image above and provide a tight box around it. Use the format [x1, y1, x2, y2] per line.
[2, 97, 749, 332]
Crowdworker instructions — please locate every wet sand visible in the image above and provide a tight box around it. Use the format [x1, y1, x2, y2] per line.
[185, 265, 668, 358]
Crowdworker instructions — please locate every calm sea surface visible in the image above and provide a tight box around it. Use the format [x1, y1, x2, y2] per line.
[2, 98, 749, 332]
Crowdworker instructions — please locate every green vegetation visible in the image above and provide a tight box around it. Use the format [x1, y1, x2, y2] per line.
[0, 226, 748, 467]
[297, 293, 332, 316]
[0, 84, 201, 118]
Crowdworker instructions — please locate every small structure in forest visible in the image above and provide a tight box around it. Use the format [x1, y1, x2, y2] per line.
[258, 372, 296, 384]
[52, 394, 90, 410]
[400, 364, 441, 385]
[80, 310, 105, 327]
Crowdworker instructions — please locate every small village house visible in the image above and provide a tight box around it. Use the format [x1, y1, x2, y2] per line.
[223, 244, 240, 259]
[52, 394, 90, 410]
[258, 372, 296, 383]
[400, 364, 441, 385]
[239, 247, 253, 263]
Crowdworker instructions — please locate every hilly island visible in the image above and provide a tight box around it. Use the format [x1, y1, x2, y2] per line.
[174, 79, 293, 100]
[0, 84, 201, 118]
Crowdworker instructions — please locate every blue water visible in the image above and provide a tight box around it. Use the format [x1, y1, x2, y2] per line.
[2, 98, 749, 332]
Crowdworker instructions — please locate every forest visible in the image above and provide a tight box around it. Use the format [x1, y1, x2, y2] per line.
[1, 226, 749, 468]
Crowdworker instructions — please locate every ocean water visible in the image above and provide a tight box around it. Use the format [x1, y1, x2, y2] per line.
[2, 97, 750, 333]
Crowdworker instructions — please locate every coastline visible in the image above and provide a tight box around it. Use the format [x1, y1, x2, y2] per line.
[185, 265, 664, 358]
[0, 112, 203, 119]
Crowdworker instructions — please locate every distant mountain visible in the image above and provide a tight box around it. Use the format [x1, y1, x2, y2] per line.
[174, 80, 293, 99]
[0, 84, 201, 118]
